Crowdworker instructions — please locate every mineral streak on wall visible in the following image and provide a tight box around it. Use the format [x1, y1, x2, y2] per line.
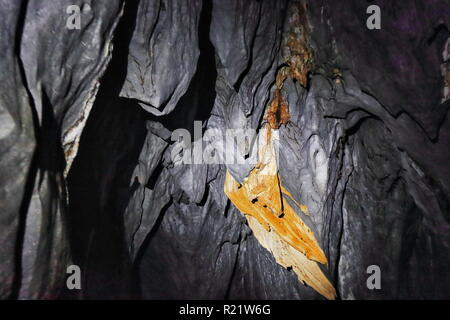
[224, 3, 337, 299]
[224, 126, 336, 299]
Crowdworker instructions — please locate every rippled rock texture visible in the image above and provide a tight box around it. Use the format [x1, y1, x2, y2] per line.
[0, 0, 449, 299]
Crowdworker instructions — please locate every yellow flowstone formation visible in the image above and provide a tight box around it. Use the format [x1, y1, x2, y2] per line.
[224, 126, 336, 300]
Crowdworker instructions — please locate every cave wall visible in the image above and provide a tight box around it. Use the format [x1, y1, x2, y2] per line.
[0, 0, 449, 299]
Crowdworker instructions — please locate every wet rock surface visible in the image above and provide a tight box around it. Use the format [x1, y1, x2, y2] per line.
[0, 0, 449, 299]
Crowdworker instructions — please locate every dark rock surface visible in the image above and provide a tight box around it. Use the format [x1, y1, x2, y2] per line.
[0, 0, 449, 299]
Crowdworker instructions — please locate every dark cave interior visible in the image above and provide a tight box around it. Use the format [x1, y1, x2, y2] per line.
[0, 0, 449, 300]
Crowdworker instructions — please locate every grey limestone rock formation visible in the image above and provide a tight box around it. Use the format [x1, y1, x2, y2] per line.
[0, 0, 449, 299]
